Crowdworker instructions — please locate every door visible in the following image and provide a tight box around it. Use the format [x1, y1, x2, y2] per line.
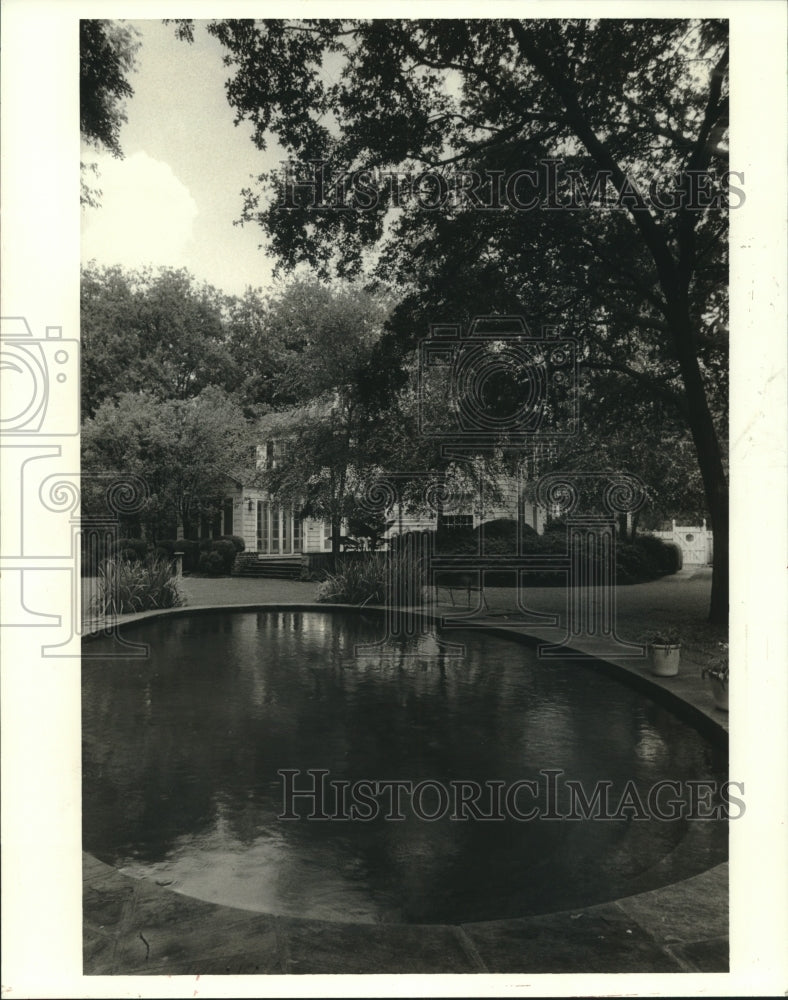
[256, 502, 302, 554]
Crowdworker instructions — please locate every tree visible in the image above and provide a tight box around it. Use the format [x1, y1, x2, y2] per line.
[82, 387, 255, 540]
[252, 279, 391, 557]
[223, 286, 281, 416]
[174, 18, 731, 623]
[80, 263, 242, 419]
[549, 369, 709, 534]
[80, 19, 140, 205]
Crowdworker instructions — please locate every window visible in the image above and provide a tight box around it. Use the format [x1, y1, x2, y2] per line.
[282, 507, 290, 552]
[223, 498, 234, 536]
[271, 505, 281, 553]
[256, 501, 267, 552]
[293, 513, 302, 553]
[438, 513, 474, 531]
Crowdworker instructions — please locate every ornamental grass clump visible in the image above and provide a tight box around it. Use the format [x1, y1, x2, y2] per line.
[316, 553, 387, 604]
[315, 547, 431, 607]
[89, 557, 184, 616]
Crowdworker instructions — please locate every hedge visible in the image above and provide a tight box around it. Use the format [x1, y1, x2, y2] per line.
[390, 527, 680, 587]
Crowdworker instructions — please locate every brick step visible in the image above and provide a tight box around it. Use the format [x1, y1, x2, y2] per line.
[233, 558, 303, 580]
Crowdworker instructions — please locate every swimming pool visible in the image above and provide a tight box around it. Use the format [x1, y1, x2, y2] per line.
[82, 609, 727, 925]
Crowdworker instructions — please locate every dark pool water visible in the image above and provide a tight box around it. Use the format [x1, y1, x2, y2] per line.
[83, 610, 727, 924]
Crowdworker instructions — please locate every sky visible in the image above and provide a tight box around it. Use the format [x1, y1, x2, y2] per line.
[81, 19, 285, 297]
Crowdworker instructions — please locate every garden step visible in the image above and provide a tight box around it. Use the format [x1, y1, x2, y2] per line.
[233, 558, 303, 580]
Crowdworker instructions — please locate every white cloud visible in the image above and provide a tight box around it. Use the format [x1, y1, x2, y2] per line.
[81, 151, 198, 269]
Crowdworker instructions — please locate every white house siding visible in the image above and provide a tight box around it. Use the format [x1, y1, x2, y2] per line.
[226, 472, 546, 555]
[225, 485, 331, 555]
[381, 476, 546, 540]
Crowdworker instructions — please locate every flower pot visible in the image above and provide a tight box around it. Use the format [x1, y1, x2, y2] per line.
[650, 643, 680, 677]
[708, 677, 729, 711]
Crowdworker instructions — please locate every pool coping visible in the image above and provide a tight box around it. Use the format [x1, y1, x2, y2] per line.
[82, 602, 729, 976]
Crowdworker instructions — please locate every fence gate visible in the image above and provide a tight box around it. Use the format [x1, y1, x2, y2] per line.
[652, 520, 713, 565]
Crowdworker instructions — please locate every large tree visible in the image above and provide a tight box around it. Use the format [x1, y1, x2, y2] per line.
[80, 263, 242, 418]
[82, 386, 255, 540]
[253, 278, 391, 557]
[174, 17, 731, 623]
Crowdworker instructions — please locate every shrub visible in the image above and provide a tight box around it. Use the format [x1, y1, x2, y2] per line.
[219, 534, 246, 553]
[434, 528, 477, 555]
[481, 535, 516, 555]
[663, 542, 683, 572]
[634, 534, 681, 575]
[89, 557, 184, 616]
[199, 550, 226, 576]
[209, 539, 237, 574]
[616, 543, 653, 584]
[543, 518, 570, 534]
[473, 517, 536, 555]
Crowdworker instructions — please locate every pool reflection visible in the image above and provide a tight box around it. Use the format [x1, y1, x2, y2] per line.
[82, 610, 727, 924]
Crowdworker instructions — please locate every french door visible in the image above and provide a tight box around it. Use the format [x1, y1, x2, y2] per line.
[256, 502, 302, 554]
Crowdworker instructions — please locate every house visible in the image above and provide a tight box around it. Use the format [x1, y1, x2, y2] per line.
[215, 427, 547, 578]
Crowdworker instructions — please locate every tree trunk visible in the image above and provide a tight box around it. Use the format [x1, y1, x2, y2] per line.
[507, 23, 729, 626]
[331, 510, 342, 559]
[666, 298, 728, 626]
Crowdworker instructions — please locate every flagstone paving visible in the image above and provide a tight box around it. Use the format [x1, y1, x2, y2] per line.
[83, 566, 729, 975]
[84, 852, 726, 975]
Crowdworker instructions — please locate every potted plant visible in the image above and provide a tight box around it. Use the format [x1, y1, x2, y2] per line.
[643, 627, 682, 677]
[701, 642, 729, 711]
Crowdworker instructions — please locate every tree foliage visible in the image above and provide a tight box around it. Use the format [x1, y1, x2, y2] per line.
[252, 279, 391, 555]
[174, 17, 730, 621]
[81, 263, 245, 418]
[82, 387, 255, 540]
[80, 19, 140, 204]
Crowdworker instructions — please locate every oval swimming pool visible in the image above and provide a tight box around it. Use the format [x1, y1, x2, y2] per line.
[82, 609, 727, 924]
